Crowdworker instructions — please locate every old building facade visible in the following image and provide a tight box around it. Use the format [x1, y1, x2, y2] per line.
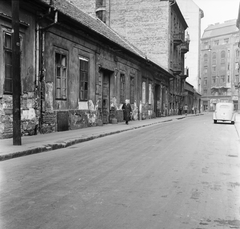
[0, 0, 174, 138]
[69, 0, 190, 116]
[200, 20, 240, 111]
[236, 5, 240, 112]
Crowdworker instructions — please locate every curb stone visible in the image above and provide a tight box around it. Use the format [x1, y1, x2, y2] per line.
[0, 114, 205, 161]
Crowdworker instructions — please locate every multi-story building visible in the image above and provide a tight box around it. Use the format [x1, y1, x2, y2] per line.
[200, 20, 240, 111]
[70, 0, 190, 115]
[177, 0, 204, 93]
[236, 5, 240, 112]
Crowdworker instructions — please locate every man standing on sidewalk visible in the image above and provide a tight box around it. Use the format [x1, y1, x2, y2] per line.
[184, 104, 188, 116]
[122, 99, 132, 125]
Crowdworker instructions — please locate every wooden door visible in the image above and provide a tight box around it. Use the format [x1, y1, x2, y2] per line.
[102, 72, 110, 124]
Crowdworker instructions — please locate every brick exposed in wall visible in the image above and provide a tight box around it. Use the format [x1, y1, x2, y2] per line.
[41, 112, 57, 134]
[0, 93, 39, 139]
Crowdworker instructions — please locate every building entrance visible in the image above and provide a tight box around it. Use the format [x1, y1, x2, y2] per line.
[102, 71, 110, 124]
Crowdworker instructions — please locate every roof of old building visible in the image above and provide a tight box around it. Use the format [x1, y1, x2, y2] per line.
[38, 0, 171, 75]
[202, 19, 238, 39]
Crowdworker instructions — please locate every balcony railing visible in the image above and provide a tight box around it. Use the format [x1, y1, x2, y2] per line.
[180, 41, 189, 54]
[170, 62, 182, 75]
[173, 32, 184, 46]
[180, 67, 189, 78]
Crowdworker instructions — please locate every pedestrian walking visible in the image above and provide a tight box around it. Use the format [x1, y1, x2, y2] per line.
[184, 104, 188, 116]
[179, 106, 182, 115]
[122, 99, 132, 124]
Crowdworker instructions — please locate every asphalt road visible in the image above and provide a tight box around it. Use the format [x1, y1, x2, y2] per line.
[1, 114, 240, 229]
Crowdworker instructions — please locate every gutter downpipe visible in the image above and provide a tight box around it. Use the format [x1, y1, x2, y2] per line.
[38, 9, 58, 133]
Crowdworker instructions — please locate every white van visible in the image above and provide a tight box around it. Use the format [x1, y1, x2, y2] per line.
[213, 102, 236, 124]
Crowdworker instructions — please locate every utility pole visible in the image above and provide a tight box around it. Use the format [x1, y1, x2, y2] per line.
[12, 0, 21, 145]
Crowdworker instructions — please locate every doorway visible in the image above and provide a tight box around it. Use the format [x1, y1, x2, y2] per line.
[102, 71, 110, 124]
[154, 84, 160, 117]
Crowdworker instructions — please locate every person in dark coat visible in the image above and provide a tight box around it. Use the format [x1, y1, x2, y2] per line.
[122, 99, 132, 124]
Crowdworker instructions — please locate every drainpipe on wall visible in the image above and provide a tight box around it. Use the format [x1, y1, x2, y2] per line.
[37, 9, 58, 133]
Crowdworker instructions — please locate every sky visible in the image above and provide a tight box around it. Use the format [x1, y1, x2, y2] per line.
[193, 0, 240, 34]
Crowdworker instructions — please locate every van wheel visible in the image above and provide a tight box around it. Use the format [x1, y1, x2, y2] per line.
[214, 120, 217, 124]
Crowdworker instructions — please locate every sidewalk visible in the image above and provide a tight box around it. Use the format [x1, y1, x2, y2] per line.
[0, 113, 239, 161]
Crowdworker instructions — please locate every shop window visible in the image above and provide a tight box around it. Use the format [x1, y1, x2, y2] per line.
[55, 53, 67, 100]
[79, 57, 89, 101]
[120, 73, 125, 103]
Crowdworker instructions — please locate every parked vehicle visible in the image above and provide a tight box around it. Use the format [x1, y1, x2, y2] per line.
[213, 102, 236, 124]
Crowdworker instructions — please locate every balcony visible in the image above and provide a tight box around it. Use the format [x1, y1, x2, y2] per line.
[180, 41, 189, 54]
[173, 33, 183, 46]
[170, 62, 182, 75]
[180, 67, 189, 79]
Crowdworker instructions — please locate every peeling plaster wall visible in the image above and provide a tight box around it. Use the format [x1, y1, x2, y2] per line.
[0, 93, 39, 139]
[0, 1, 38, 139]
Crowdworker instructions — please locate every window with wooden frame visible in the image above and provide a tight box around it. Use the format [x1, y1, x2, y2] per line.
[79, 57, 89, 101]
[3, 31, 22, 94]
[130, 76, 134, 104]
[3, 32, 13, 94]
[55, 53, 67, 100]
[120, 73, 125, 103]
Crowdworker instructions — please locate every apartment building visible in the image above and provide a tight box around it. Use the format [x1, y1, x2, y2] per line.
[201, 20, 239, 111]
[177, 0, 204, 93]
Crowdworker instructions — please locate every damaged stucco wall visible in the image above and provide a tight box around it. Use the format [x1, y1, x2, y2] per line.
[0, 93, 39, 139]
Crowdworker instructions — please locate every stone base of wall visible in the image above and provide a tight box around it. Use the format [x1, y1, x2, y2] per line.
[0, 94, 39, 139]
[69, 110, 97, 130]
[41, 111, 57, 134]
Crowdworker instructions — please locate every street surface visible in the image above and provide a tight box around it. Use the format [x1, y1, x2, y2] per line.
[0, 113, 240, 229]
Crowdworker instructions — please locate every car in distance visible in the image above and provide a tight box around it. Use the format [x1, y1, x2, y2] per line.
[213, 102, 236, 124]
